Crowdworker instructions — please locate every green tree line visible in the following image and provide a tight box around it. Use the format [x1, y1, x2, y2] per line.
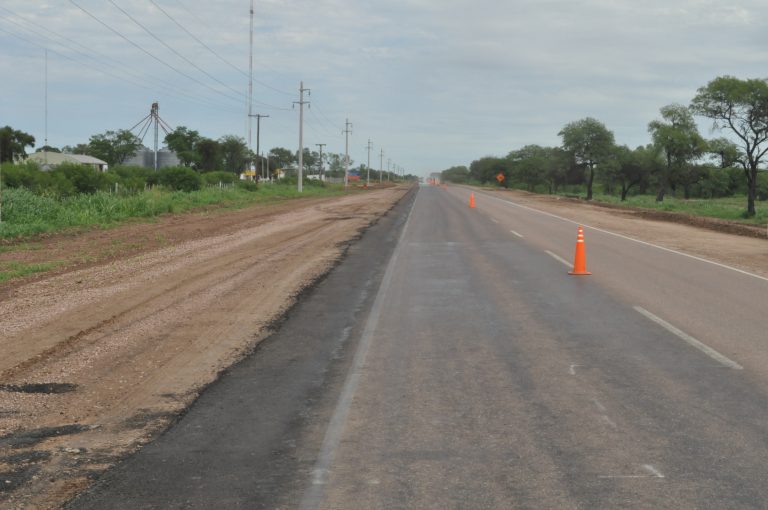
[442, 76, 768, 217]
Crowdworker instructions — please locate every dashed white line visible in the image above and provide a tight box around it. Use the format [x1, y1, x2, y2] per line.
[592, 398, 607, 413]
[598, 464, 665, 479]
[634, 306, 743, 370]
[545, 250, 571, 268]
[568, 364, 579, 375]
[491, 218, 499, 224]
[510, 230, 524, 238]
[473, 188, 768, 284]
[642, 464, 665, 479]
[600, 415, 618, 430]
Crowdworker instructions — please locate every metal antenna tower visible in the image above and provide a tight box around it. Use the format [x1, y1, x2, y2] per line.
[129, 102, 173, 171]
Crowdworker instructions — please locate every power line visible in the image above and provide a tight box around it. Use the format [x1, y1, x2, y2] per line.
[147, 0, 292, 97]
[0, 10, 241, 113]
[68, 0, 243, 105]
[0, 23, 240, 117]
[106, 0, 246, 102]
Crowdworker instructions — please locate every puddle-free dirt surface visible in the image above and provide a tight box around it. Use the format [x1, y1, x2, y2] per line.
[0, 185, 410, 509]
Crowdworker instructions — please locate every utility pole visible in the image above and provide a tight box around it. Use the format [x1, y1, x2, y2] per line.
[249, 113, 269, 180]
[247, 0, 254, 172]
[365, 139, 372, 187]
[343, 118, 352, 187]
[44, 49, 48, 166]
[379, 148, 384, 184]
[387, 158, 391, 182]
[294, 81, 310, 192]
[315, 143, 326, 180]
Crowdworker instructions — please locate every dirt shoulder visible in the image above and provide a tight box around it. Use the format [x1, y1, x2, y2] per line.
[478, 187, 768, 278]
[0, 185, 411, 509]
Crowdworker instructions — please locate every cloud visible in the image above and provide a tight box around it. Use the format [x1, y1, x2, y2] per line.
[1, 0, 767, 172]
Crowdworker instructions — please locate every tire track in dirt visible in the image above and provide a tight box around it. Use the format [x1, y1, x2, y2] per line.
[0, 186, 411, 509]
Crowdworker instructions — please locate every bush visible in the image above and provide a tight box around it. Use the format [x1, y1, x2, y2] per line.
[157, 166, 202, 192]
[54, 163, 110, 194]
[201, 171, 237, 186]
[236, 180, 259, 191]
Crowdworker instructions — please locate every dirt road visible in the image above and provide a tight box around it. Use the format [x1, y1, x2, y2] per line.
[0, 186, 410, 509]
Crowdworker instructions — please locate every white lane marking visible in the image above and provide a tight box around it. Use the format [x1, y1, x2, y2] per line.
[642, 464, 665, 478]
[545, 250, 571, 268]
[569, 364, 579, 375]
[600, 415, 618, 430]
[299, 191, 418, 510]
[491, 218, 499, 224]
[634, 306, 743, 370]
[592, 398, 607, 413]
[474, 189, 768, 284]
[510, 230, 524, 238]
[598, 464, 665, 479]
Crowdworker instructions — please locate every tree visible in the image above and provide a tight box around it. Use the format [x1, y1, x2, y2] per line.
[558, 118, 615, 200]
[441, 165, 470, 183]
[0, 126, 36, 162]
[269, 147, 295, 171]
[88, 130, 142, 167]
[469, 156, 509, 184]
[690, 76, 768, 216]
[35, 145, 61, 153]
[707, 137, 742, 169]
[648, 104, 706, 201]
[62, 143, 91, 155]
[219, 135, 249, 173]
[608, 145, 655, 201]
[196, 138, 221, 172]
[164, 126, 201, 167]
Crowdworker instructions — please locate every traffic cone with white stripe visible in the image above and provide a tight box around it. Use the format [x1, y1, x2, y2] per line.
[568, 225, 591, 275]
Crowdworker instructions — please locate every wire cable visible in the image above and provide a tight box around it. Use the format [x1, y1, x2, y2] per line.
[68, 0, 243, 105]
[147, 0, 293, 97]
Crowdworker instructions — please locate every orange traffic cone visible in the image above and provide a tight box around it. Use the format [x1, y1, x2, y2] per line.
[568, 225, 591, 275]
[469, 193, 476, 209]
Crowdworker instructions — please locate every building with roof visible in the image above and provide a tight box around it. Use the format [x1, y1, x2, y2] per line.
[27, 152, 108, 172]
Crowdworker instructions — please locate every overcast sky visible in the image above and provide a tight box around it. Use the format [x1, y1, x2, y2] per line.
[2, 0, 767, 176]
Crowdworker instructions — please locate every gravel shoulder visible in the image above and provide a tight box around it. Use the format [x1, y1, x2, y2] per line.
[0, 186, 410, 509]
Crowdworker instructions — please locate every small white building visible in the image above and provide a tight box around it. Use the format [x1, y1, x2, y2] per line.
[27, 152, 108, 172]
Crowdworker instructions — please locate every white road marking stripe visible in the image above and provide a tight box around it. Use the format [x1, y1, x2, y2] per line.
[598, 464, 664, 479]
[568, 363, 579, 375]
[545, 250, 571, 268]
[642, 464, 665, 478]
[491, 218, 499, 223]
[634, 306, 743, 370]
[474, 189, 768, 284]
[299, 190, 418, 509]
[600, 415, 618, 430]
[510, 230, 524, 238]
[592, 398, 607, 413]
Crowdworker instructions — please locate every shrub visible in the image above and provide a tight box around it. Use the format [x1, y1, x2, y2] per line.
[54, 163, 110, 194]
[157, 166, 202, 191]
[201, 171, 237, 186]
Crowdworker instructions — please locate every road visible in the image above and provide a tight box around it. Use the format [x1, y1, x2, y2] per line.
[69, 185, 768, 509]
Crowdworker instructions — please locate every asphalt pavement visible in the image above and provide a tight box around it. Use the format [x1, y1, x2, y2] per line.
[69, 185, 768, 509]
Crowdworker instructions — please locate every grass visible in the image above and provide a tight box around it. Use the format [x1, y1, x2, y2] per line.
[0, 183, 348, 239]
[581, 193, 768, 226]
[0, 261, 61, 283]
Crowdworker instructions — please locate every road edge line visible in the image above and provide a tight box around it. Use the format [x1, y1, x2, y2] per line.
[299, 188, 419, 510]
[471, 188, 768, 284]
[634, 306, 743, 370]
